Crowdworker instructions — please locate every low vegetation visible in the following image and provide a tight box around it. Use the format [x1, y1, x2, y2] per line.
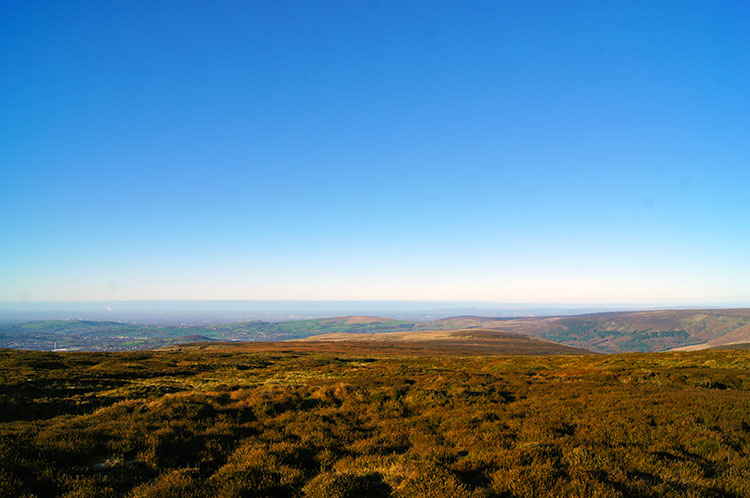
[1, 345, 749, 497]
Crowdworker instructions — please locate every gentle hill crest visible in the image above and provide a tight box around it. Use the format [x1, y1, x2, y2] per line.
[287, 328, 591, 355]
[170, 328, 590, 356]
[295, 328, 536, 343]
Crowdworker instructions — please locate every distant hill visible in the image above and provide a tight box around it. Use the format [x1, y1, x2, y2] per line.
[479, 309, 750, 353]
[3, 309, 750, 353]
[269, 309, 750, 353]
[168, 328, 590, 356]
[291, 328, 590, 355]
[409, 309, 750, 353]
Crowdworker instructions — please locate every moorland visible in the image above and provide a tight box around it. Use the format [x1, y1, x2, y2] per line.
[1, 337, 749, 497]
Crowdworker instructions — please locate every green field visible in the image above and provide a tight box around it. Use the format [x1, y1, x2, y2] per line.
[0, 317, 433, 351]
[1, 345, 749, 497]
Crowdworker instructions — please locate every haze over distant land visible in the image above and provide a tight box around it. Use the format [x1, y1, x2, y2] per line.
[0, 300, 740, 325]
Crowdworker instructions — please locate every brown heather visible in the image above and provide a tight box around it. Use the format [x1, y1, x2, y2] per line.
[0, 345, 749, 497]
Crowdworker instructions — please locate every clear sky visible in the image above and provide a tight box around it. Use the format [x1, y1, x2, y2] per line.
[1, 1, 749, 304]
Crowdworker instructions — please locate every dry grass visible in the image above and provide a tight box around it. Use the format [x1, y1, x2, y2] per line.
[0, 347, 749, 497]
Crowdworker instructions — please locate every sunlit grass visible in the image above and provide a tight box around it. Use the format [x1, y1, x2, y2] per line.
[1, 348, 749, 496]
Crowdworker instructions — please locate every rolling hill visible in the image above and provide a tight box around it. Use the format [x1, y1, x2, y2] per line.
[290, 309, 750, 353]
[472, 309, 750, 353]
[175, 329, 591, 356]
[3, 308, 750, 353]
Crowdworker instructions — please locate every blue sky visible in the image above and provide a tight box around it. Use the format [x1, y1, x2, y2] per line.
[1, 1, 749, 304]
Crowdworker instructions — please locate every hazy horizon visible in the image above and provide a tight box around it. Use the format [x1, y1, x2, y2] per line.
[1, 299, 747, 326]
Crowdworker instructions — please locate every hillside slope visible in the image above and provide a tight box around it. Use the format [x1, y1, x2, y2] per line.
[439, 309, 750, 353]
[706, 342, 750, 351]
[289, 328, 590, 355]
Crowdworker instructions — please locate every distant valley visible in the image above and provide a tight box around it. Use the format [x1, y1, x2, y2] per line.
[2, 308, 750, 353]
